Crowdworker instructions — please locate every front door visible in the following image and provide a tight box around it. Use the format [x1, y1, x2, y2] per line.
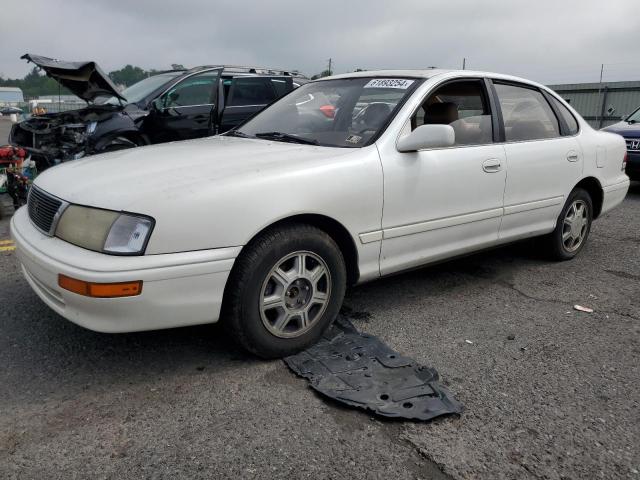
[379, 78, 507, 275]
[145, 69, 222, 143]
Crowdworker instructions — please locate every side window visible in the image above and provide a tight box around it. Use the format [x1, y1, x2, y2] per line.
[411, 80, 493, 146]
[270, 78, 292, 98]
[549, 96, 579, 135]
[494, 83, 560, 141]
[163, 71, 217, 108]
[227, 77, 277, 107]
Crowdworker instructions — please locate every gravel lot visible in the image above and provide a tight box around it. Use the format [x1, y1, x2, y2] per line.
[0, 129, 638, 478]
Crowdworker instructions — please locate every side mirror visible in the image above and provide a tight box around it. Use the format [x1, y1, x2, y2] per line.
[397, 124, 455, 152]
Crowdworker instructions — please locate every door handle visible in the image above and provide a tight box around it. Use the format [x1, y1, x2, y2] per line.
[482, 158, 503, 173]
[567, 151, 579, 162]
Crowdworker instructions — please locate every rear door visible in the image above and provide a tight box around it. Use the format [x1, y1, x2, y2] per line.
[145, 69, 222, 143]
[219, 76, 292, 132]
[491, 81, 583, 240]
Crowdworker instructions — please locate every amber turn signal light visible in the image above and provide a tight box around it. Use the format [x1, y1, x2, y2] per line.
[58, 274, 142, 298]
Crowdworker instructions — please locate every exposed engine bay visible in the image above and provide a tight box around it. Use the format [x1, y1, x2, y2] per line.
[9, 106, 120, 169]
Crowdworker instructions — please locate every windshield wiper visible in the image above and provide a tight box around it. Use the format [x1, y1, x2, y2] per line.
[225, 130, 253, 138]
[254, 131, 319, 145]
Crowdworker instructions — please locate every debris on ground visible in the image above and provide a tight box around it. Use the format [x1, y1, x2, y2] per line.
[574, 305, 594, 313]
[465, 339, 474, 345]
[284, 316, 463, 421]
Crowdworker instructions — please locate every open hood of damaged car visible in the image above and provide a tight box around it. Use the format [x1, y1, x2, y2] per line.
[21, 53, 125, 102]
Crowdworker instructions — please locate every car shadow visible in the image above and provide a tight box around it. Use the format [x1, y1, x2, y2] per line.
[0, 233, 579, 404]
[2, 241, 538, 404]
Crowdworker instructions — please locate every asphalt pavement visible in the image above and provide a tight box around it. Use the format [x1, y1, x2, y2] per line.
[0, 131, 638, 477]
[0, 117, 13, 146]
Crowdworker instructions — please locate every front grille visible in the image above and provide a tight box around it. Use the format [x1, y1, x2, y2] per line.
[625, 138, 640, 151]
[27, 186, 63, 235]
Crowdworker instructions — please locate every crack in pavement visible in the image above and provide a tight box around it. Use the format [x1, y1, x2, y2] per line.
[379, 422, 454, 480]
[467, 274, 640, 322]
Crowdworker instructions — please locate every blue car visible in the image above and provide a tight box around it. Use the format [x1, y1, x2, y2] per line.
[603, 106, 640, 180]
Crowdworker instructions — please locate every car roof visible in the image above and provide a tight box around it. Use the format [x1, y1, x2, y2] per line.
[319, 69, 549, 90]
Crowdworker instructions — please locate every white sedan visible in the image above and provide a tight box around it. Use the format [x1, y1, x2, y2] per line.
[11, 70, 630, 358]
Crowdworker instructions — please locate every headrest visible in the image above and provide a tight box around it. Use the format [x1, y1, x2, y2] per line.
[424, 102, 459, 125]
[362, 103, 392, 128]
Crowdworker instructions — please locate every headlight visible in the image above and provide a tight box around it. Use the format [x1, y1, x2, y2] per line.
[86, 121, 98, 135]
[55, 205, 153, 255]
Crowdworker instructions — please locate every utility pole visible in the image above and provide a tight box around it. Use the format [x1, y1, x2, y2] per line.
[596, 63, 604, 128]
[462, 58, 466, 70]
[327, 58, 332, 76]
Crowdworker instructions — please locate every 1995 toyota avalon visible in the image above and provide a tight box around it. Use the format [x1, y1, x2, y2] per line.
[11, 70, 630, 358]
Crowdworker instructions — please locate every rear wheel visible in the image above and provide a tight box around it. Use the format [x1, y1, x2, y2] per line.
[223, 224, 347, 358]
[545, 188, 593, 261]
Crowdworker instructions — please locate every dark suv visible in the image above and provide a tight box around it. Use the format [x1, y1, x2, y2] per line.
[602, 106, 640, 180]
[9, 54, 307, 170]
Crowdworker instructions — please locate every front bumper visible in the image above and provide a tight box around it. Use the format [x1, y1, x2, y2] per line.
[10, 207, 240, 333]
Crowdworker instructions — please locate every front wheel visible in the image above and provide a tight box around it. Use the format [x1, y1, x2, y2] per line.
[545, 188, 593, 261]
[222, 224, 347, 358]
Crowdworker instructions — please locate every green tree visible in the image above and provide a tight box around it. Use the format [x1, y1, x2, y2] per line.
[0, 67, 70, 98]
[108, 65, 148, 87]
[0, 64, 170, 99]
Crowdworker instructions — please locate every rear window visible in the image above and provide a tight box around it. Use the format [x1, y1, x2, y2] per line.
[270, 79, 291, 97]
[549, 96, 579, 135]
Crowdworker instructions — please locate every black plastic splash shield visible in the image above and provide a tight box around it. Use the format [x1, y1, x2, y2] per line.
[284, 317, 463, 421]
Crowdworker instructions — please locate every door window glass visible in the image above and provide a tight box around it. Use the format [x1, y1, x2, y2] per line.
[412, 80, 493, 145]
[270, 78, 292, 98]
[228, 78, 277, 106]
[549, 96, 579, 135]
[163, 71, 217, 108]
[494, 83, 560, 141]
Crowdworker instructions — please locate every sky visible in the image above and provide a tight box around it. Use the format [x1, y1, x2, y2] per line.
[1, 0, 639, 85]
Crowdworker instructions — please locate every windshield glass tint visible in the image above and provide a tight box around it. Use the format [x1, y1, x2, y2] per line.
[99, 72, 182, 105]
[237, 77, 419, 147]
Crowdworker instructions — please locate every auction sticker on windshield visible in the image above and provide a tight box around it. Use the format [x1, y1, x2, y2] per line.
[364, 79, 414, 89]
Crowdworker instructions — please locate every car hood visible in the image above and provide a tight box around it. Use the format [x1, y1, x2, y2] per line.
[22, 53, 125, 102]
[602, 121, 640, 137]
[34, 136, 357, 212]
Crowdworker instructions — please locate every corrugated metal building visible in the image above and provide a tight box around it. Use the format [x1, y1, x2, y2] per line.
[548, 80, 640, 129]
[0, 86, 24, 104]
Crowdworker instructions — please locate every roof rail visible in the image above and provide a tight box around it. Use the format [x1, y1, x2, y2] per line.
[187, 64, 308, 78]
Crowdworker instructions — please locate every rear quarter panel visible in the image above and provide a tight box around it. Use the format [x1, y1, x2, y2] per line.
[578, 128, 628, 187]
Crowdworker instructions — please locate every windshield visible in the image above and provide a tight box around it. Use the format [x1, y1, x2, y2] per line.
[97, 72, 183, 105]
[236, 77, 420, 147]
[627, 106, 640, 123]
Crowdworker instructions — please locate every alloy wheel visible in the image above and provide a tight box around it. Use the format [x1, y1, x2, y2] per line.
[562, 199, 589, 252]
[259, 251, 332, 338]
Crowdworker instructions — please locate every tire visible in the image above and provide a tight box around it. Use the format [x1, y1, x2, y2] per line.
[545, 188, 593, 261]
[222, 224, 347, 358]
